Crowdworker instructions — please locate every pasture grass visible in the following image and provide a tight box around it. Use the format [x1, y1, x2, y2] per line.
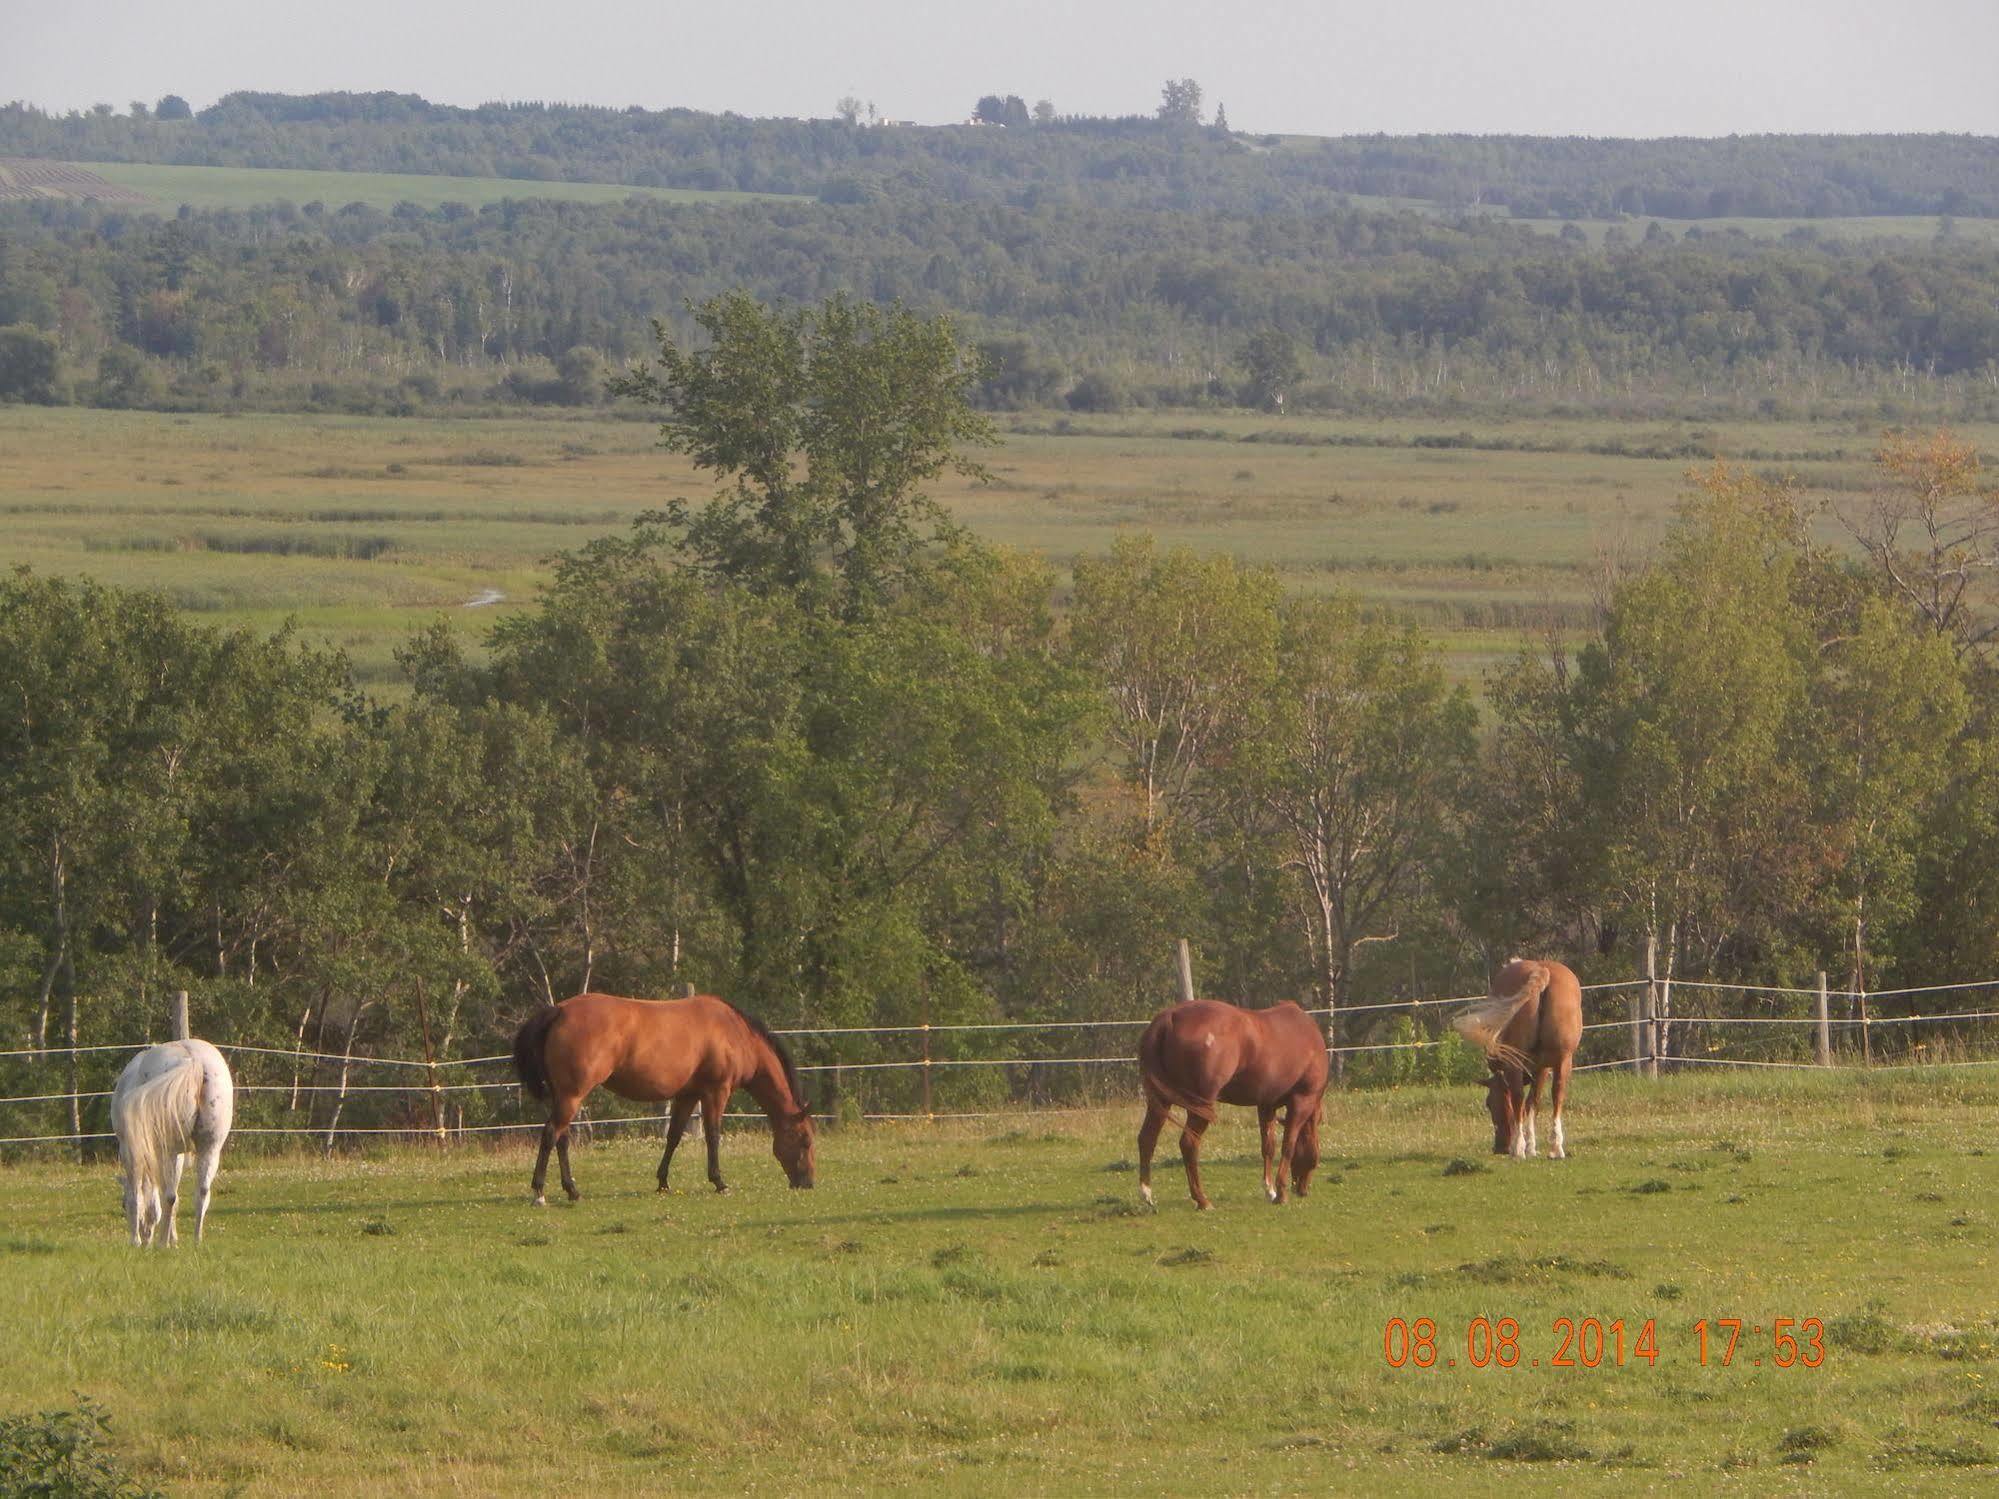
[10, 405, 1985, 690]
[62, 160, 799, 212]
[3, 1072, 1996, 1493]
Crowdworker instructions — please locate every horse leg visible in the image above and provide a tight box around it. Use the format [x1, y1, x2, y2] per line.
[702, 1088, 730, 1194]
[530, 1094, 580, 1206]
[1549, 1056, 1573, 1160]
[160, 1148, 185, 1247]
[1508, 1073, 1531, 1160]
[1258, 1104, 1280, 1203]
[1136, 1099, 1168, 1207]
[191, 1138, 222, 1243]
[1520, 1069, 1544, 1159]
[1274, 1103, 1312, 1204]
[121, 1159, 144, 1247]
[556, 1118, 581, 1203]
[657, 1095, 697, 1192]
[1179, 1112, 1214, 1210]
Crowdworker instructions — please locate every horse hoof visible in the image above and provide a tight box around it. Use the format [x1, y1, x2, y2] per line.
[1264, 1185, 1279, 1203]
[1139, 1184, 1155, 1207]
[565, 1191, 582, 1203]
[531, 1194, 547, 1208]
[1193, 1200, 1213, 1212]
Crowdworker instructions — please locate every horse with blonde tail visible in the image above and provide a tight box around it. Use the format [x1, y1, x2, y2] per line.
[111, 1038, 235, 1246]
[1452, 957, 1581, 1160]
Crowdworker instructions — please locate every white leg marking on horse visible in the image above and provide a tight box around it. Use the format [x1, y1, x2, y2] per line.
[1511, 1121, 1529, 1160]
[1525, 1112, 1537, 1158]
[1139, 1182, 1154, 1207]
[1266, 1183, 1279, 1203]
[1552, 1115, 1566, 1160]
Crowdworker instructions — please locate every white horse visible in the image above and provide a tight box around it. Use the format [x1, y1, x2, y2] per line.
[110, 1039, 234, 1247]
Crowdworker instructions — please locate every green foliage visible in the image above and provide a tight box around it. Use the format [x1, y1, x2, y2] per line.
[0, 1399, 160, 1498]
[1234, 327, 1303, 412]
[608, 293, 995, 612]
[0, 324, 61, 405]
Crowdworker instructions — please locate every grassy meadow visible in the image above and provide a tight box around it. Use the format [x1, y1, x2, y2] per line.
[5, 403, 1975, 691]
[3, 1073, 1995, 1493]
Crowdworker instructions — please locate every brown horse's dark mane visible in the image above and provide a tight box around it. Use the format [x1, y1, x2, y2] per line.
[723, 1000, 807, 1109]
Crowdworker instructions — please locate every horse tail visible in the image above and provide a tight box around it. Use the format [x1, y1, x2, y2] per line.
[1451, 963, 1547, 1074]
[511, 1006, 562, 1101]
[1138, 1019, 1218, 1125]
[113, 1055, 201, 1196]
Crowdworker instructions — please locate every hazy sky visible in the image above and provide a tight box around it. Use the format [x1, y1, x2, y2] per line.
[6, 0, 1998, 137]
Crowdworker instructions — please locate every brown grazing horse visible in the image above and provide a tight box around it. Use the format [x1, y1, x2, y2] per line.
[511, 992, 815, 1204]
[1452, 957, 1582, 1160]
[1137, 999, 1329, 1210]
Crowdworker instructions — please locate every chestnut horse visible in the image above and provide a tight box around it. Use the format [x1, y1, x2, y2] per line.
[1452, 957, 1582, 1160]
[1137, 999, 1329, 1210]
[511, 992, 815, 1204]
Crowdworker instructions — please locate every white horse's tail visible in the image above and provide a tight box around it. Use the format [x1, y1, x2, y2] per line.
[1452, 962, 1549, 1073]
[113, 1057, 203, 1196]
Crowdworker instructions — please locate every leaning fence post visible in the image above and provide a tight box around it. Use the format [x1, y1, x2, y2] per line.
[171, 989, 190, 1042]
[1815, 971, 1831, 1067]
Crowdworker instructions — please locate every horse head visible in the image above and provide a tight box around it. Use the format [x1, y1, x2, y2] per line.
[773, 1103, 816, 1188]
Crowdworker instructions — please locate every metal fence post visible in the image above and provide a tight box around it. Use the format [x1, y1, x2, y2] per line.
[1628, 985, 1645, 1073]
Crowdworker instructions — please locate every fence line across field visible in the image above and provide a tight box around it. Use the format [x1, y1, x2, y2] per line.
[8, 973, 1999, 1150]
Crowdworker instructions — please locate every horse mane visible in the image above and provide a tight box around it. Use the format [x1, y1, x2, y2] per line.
[724, 1001, 808, 1108]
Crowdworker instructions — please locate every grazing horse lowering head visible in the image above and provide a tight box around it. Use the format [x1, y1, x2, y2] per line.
[772, 1105, 816, 1189]
[1453, 957, 1583, 1161]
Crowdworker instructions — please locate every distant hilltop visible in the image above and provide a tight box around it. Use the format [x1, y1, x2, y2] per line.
[1, 92, 1993, 219]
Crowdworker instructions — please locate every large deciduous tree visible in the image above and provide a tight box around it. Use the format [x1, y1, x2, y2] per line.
[608, 291, 995, 616]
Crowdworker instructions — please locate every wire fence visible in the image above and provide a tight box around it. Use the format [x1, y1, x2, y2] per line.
[6, 975, 1999, 1154]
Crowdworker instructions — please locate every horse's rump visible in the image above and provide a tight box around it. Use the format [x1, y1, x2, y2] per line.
[1139, 1017, 1220, 1123]
[1452, 959, 1551, 1073]
[112, 1054, 204, 1197]
[511, 1005, 563, 1100]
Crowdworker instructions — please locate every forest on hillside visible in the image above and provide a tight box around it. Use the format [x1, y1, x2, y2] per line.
[4, 192, 1998, 420]
[3, 93, 1996, 218]
[6, 298, 1999, 1138]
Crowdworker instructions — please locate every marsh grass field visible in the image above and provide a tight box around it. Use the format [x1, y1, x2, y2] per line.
[8, 404, 1984, 689]
[2, 1073, 1995, 1494]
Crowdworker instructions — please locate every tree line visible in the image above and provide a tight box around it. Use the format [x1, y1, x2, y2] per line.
[4, 93, 1995, 219]
[4, 193, 1999, 420]
[6, 296, 1999, 1143]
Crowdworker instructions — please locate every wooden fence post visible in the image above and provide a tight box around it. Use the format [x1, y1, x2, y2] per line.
[1815, 971, 1831, 1067]
[1644, 936, 1659, 1080]
[413, 979, 446, 1142]
[171, 990, 189, 1042]
[1176, 939, 1196, 1005]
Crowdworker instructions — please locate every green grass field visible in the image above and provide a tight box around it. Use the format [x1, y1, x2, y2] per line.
[3, 1074, 1995, 1493]
[9, 404, 1976, 691]
[65, 160, 798, 213]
